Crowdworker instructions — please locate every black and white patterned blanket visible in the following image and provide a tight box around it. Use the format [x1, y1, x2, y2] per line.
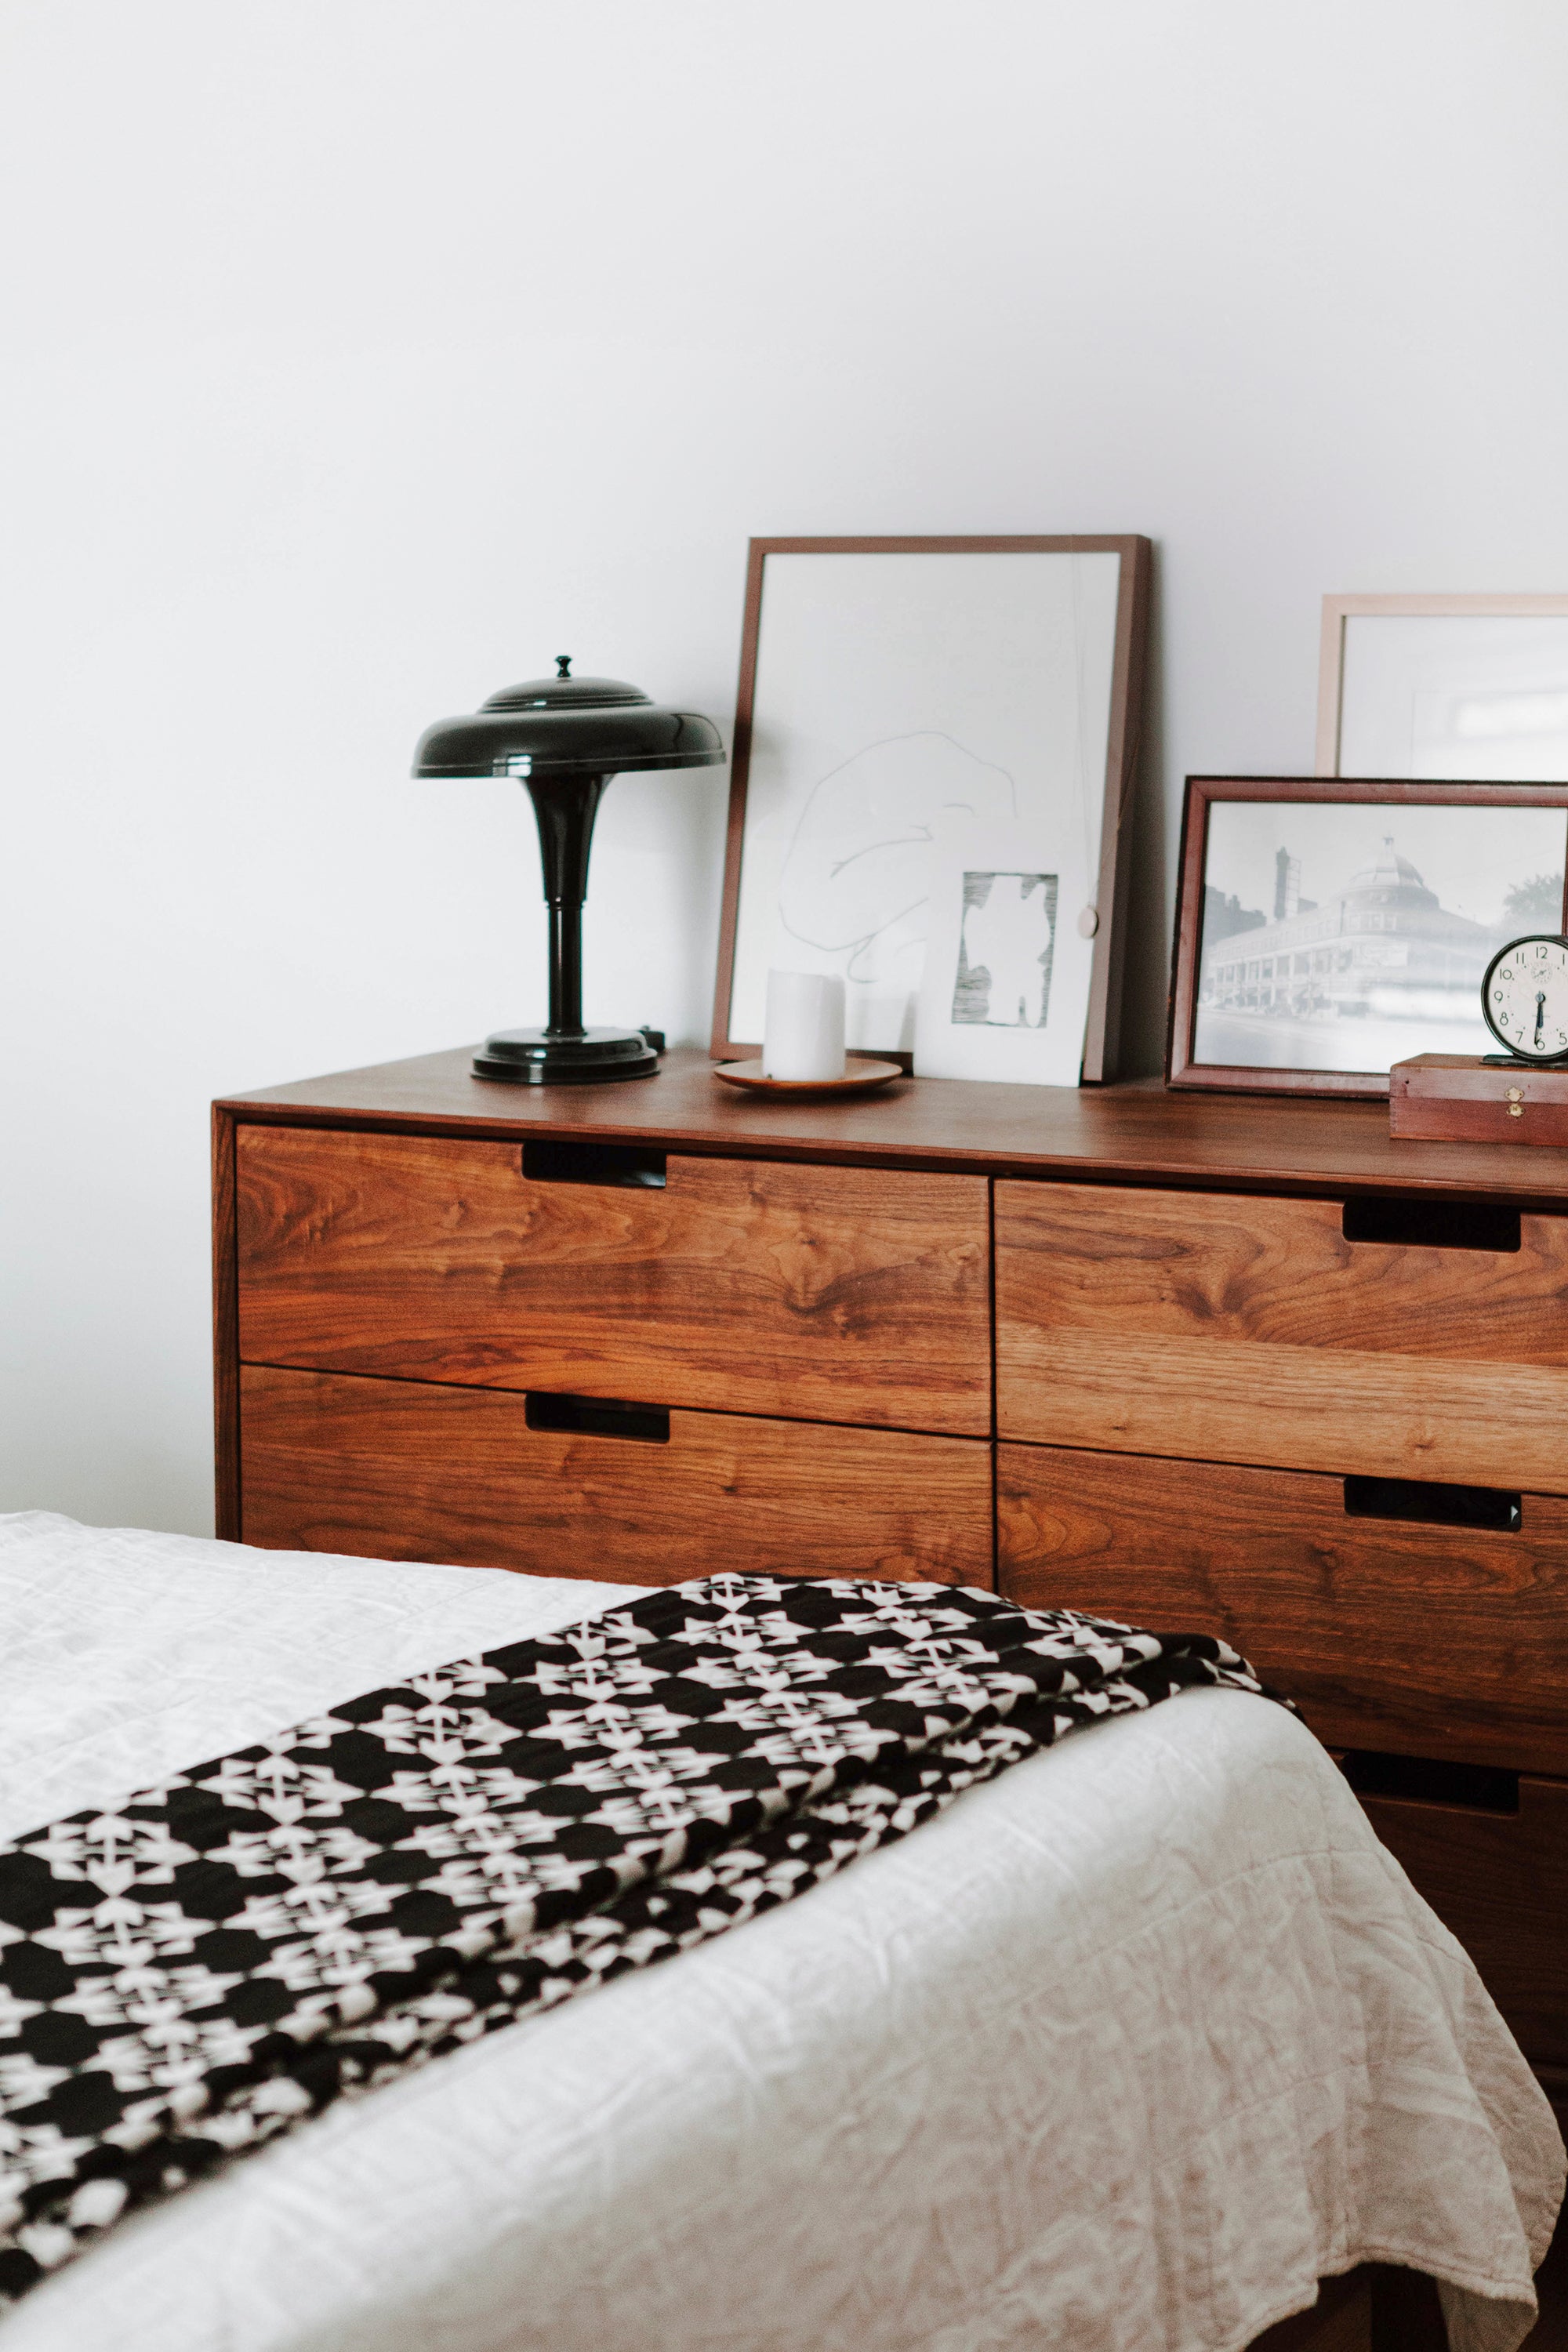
[0, 1573, 1271, 2303]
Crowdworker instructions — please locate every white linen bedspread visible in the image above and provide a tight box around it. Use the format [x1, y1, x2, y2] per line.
[0, 1512, 1560, 2352]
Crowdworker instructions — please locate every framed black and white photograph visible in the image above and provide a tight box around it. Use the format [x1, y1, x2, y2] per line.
[1167, 776, 1568, 1097]
[1316, 593, 1568, 779]
[711, 535, 1150, 1083]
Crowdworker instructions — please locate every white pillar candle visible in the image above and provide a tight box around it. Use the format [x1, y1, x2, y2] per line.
[763, 970, 847, 1080]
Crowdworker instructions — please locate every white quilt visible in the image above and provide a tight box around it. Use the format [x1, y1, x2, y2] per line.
[0, 1512, 1560, 2352]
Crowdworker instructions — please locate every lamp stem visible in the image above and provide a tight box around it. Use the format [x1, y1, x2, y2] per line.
[547, 902, 584, 1037]
[523, 770, 612, 1040]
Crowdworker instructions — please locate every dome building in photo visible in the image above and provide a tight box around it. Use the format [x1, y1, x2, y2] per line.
[1198, 836, 1497, 1025]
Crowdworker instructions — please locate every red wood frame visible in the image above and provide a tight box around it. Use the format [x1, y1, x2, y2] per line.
[1166, 775, 1568, 1100]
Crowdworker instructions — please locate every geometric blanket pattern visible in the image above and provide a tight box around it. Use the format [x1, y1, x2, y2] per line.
[0, 1573, 1273, 2302]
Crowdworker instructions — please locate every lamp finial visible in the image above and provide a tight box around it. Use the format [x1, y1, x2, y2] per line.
[555, 654, 572, 679]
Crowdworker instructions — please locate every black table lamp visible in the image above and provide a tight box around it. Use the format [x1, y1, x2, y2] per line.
[414, 659, 724, 1083]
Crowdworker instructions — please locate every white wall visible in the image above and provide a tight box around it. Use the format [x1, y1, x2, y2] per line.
[5, 0, 1568, 1534]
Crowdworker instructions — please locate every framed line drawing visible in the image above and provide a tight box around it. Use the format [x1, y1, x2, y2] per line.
[710, 535, 1151, 1083]
[1167, 775, 1568, 1098]
[1316, 593, 1568, 780]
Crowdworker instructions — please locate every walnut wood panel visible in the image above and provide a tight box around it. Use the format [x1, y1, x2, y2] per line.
[1358, 1778, 1568, 2071]
[239, 1366, 993, 1587]
[212, 1105, 241, 1541]
[236, 1127, 990, 1436]
[996, 1443, 1568, 1775]
[217, 1047, 1568, 1210]
[996, 1180, 1568, 1493]
[1391, 1053, 1568, 1147]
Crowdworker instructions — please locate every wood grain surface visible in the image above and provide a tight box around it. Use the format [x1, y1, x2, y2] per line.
[996, 1180, 1568, 1491]
[996, 1442, 1568, 1774]
[216, 1047, 1568, 1208]
[1390, 1053, 1568, 1147]
[236, 1127, 990, 1434]
[1359, 1777, 1568, 2069]
[240, 1365, 993, 1586]
[212, 1105, 241, 1541]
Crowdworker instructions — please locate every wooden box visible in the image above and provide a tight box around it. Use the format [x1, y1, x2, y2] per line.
[1390, 1052, 1568, 1145]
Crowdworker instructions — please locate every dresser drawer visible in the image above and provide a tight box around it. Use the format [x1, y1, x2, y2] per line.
[241, 1365, 993, 1586]
[997, 1441, 1568, 1775]
[995, 1179, 1568, 1492]
[1356, 1775, 1568, 2069]
[237, 1127, 990, 1436]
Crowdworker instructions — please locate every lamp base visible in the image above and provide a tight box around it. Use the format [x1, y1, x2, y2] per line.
[472, 1025, 661, 1085]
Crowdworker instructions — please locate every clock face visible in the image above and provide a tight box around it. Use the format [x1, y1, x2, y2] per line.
[1483, 934, 1568, 1062]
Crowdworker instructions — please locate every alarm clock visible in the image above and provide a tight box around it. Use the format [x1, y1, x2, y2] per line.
[1480, 933, 1568, 1064]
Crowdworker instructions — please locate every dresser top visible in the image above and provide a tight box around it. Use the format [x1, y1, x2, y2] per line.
[216, 1047, 1568, 1205]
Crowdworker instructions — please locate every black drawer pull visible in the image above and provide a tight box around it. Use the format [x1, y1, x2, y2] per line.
[1342, 1195, 1520, 1253]
[1344, 1474, 1521, 1534]
[525, 1392, 670, 1443]
[523, 1139, 666, 1189]
[1339, 1750, 1519, 1815]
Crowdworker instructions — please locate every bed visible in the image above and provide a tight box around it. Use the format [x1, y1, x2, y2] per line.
[0, 1510, 1561, 2352]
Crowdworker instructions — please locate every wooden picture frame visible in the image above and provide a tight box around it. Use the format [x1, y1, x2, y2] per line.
[1167, 775, 1568, 1098]
[1316, 592, 1568, 778]
[710, 535, 1151, 1083]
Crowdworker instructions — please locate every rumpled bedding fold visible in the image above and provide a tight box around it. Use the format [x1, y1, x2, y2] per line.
[0, 1568, 1265, 2303]
[0, 1513, 1559, 2352]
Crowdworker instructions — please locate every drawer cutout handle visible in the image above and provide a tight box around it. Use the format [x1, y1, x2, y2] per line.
[1341, 1196, 1520, 1253]
[1343, 1474, 1521, 1534]
[1338, 1750, 1519, 1815]
[522, 1139, 666, 1189]
[525, 1392, 670, 1443]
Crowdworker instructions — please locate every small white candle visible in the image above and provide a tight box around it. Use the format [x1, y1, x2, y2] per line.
[763, 970, 846, 1081]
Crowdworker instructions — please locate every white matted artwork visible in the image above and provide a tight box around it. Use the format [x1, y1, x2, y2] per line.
[712, 539, 1149, 1082]
[913, 814, 1080, 1083]
[1317, 594, 1568, 779]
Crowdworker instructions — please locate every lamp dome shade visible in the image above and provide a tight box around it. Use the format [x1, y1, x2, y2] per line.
[412, 661, 725, 779]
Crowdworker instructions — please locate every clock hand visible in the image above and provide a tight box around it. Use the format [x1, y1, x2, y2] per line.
[1537, 991, 1548, 1047]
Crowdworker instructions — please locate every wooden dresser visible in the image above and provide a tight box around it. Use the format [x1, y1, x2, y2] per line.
[213, 1047, 1568, 2099]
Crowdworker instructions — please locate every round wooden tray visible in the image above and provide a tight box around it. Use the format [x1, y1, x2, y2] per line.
[712, 1057, 904, 1098]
